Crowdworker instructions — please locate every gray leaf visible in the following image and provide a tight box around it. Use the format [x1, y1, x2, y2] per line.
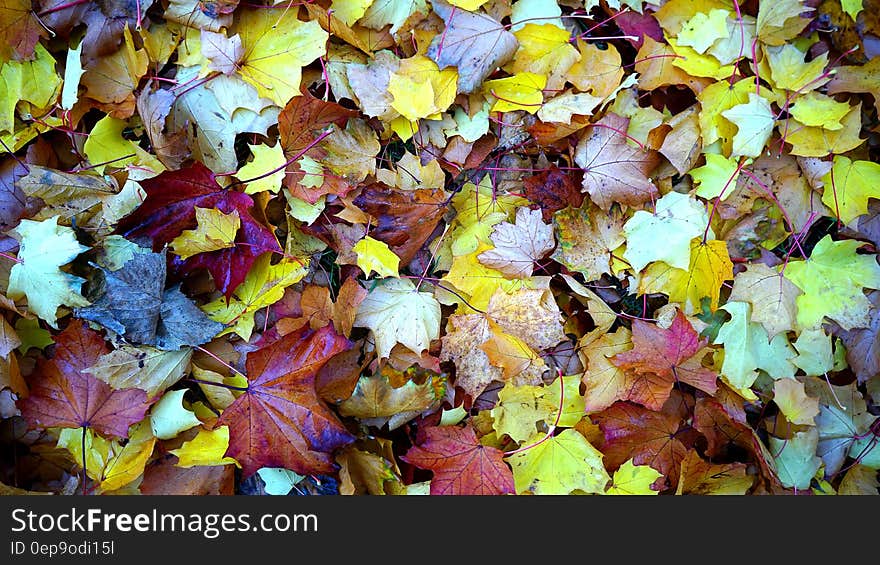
[155, 285, 225, 350]
[76, 248, 223, 350]
[76, 250, 166, 344]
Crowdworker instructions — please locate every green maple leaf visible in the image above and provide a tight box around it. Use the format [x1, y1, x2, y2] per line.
[714, 301, 797, 393]
[506, 429, 610, 495]
[784, 236, 880, 330]
[768, 429, 821, 490]
[821, 155, 880, 225]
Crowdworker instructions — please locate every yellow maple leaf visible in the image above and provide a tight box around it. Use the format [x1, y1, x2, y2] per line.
[697, 78, 754, 154]
[234, 8, 329, 106]
[789, 92, 851, 130]
[784, 103, 865, 157]
[509, 24, 580, 92]
[202, 253, 308, 340]
[604, 459, 662, 495]
[668, 36, 736, 79]
[677, 9, 731, 54]
[0, 42, 60, 134]
[447, 0, 489, 10]
[640, 238, 733, 313]
[170, 207, 241, 260]
[170, 427, 240, 468]
[82, 115, 139, 174]
[388, 55, 457, 122]
[240, 143, 287, 194]
[353, 235, 400, 278]
[483, 72, 547, 114]
[443, 244, 527, 311]
[820, 155, 880, 225]
[764, 43, 830, 92]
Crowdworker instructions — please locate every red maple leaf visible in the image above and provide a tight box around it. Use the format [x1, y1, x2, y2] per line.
[115, 162, 280, 298]
[218, 325, 355, 477]
[403, 425, 515, 495]
[279, 91, 358, 204]
[19, 320, 150, 438]
[592, 400, 689, 490]
[611, 309, 717, 410]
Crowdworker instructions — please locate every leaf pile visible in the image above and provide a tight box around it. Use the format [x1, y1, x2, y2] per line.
[1, 0, 880, 496]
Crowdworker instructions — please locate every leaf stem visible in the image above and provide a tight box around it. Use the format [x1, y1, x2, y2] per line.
[227, 129, 333, 189]
[505, 370, 565, 456]
[185, 377, 249, 392]
[194, 345, 249, 381]
[37, 0, 90, 17]
[81, 427, 87, 497]
[0, 251, 22, 264]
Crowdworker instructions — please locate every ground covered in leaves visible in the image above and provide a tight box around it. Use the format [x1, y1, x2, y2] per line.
[1, 0, 880, 496]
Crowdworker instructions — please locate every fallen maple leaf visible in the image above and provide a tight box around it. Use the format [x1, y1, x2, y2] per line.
[676, 450, 753, 495]
[20, 320, 150, 438]
[522, 166, 584, 222]
[353, 278, 441, 360]
[278, 91, 358, 204]
[477, 207, 555, 279]
[507, 428, 611, 495]
[339, 370, 444, 430]
[353, 183, 447, 265]
[592, 400, 689, 490]
[427, 0, 517, 94]
[403, 425, 514, 495]
[610, 309, 717, 410]
[0, 0, 46, 62]
[75, 249, 223, 349]
[217, 325, 354, 477]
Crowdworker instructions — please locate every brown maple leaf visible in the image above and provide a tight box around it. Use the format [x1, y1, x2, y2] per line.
[353, 182, 447, 265]
[278, 91, 358, 204]
[574, 113, 660, 211]
[522, 165, 584, 222]
[218, 325, 355, 477]
[0, 0, 45, 61]
[140, 454, 235, 495]
[692, 397, 780, 490]
[402, 425, 514, 495]
[610, 309, 717, 410]
[592, 400, 689, 490]
[19, 320, 150, 438]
